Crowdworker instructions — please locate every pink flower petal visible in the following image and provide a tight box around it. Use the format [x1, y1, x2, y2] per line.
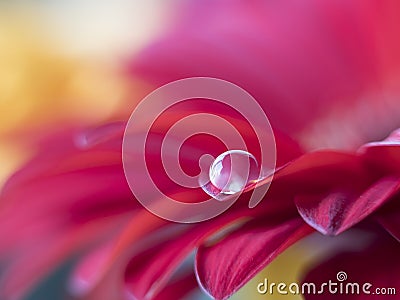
[0, 129, 135, 299]
[195, 217, 312, 300]
[263, 151, 366, 196]
[359, 128, 400, 173]
[0, 214, 131, 300]
[86, 189, 296, 299]
[124, 219, 238, 299]
[152, 272, 199, 300]
[295, 176, 400, 236]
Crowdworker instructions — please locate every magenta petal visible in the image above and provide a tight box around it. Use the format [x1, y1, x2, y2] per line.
[302, 234, 400, 300]
[295, 176, 400, 236]
[123, 192, 297, 299]
[124, 224, 199, 300]
[359, 128, 400, 173]
[271, 151, 364, 188]
[195, 217, 312, 300]
[124, 209, 257, 299]
[152, 272, 198, 300]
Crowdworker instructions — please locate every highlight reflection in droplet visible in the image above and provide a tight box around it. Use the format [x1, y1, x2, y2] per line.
[202, 150, 262, 201]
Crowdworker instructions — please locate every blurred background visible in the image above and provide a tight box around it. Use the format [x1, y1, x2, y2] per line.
[0, 0, 174, 185]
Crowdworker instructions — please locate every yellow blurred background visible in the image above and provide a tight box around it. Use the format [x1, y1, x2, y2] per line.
[0, 1, 171, 185]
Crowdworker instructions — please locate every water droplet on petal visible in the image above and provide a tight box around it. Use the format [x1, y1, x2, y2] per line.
[201, 150, 260, 201]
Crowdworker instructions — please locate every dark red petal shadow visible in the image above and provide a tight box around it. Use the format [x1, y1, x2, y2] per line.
[375, 195, 400, 242]
[302, 233, 400, 299]
[377, 209, 400, 242]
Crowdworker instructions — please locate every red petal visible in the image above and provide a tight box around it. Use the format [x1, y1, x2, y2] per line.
[77, 189, 298, 300]
[0, 129, 135, 299]
[359, 128, 400, 173]
[0, 214, 131, 300]
[302, 233, 400, 300]
[152, 272, 199, 300]
[263, 151, 366, 196]
[195, 217, 312, 300]
[94, 198, 295, 300]
[124, 220, 238, 299]
[0, 116, 300, 299]
[295, 176, 400, 236]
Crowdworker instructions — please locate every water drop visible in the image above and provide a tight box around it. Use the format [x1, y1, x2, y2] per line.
[201, 150, 260, 200]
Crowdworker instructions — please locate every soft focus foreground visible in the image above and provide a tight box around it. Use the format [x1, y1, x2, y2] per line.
[0, 1, 168, 298]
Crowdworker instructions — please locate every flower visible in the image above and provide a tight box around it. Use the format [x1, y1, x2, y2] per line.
[1, 1, 400, 300]
[130, 0, 400, 298]
[0, 121, 309, 300]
